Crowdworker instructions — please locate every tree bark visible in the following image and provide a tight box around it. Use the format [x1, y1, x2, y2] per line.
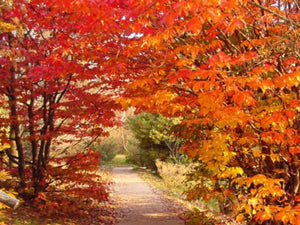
[8, 128, 18, 168]
[0, 190, 20, 209]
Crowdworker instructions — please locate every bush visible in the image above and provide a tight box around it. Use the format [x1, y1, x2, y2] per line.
[126, 112, 178, 170]
[139, 147, 169, 170]
[124, 139, 141, 165]
[180, 208, 240, 225]
[32, 150, 111, 217]
[126, 144, 169, 170]
[155, 159, 194, 190]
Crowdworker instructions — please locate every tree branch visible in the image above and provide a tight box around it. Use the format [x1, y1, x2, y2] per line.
[249, 1, 300, 28]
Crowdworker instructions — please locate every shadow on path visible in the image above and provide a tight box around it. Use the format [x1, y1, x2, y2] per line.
[112, 167, 184, 225]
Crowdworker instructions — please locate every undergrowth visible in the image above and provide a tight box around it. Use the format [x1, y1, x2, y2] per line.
[0, 151, 117, 225]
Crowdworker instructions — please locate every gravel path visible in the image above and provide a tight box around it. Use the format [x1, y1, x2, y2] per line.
[112, 167, 184, 225]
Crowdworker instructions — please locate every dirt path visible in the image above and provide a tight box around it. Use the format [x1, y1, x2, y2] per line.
[112, 167, 184, 225]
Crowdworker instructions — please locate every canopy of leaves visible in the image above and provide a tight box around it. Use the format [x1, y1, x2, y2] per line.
[1, 0, 299, 223]
[0, 0, 128, 215]
[121, 0, 300, 224]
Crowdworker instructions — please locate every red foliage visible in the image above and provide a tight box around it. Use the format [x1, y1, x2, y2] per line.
[0, 0, 125, 199]
[31, 150, 111, 217]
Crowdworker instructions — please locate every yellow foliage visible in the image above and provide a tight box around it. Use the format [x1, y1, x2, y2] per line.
[255, 210, 273, 223]
[236, 213, 244, 223]
[275, 211, 291, 224]
[252, 148, 261, 158]
[155, 160, 195, 190]
[218, 167, 244, 179]
[270, 153, 280, 162]
[0, 143, 10, 152]
[0, 170, 10, 180]
[0, 188, 18, 211]
[0, 138, 18, 213]
[0, 21, 15, 33]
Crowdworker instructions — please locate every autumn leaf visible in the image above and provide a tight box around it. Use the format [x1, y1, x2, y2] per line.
[187, 17, 203, 34]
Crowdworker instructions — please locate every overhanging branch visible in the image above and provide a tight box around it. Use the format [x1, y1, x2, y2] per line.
[249, 1, 300, 28]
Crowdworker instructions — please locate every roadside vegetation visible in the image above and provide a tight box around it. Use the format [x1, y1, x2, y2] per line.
[0, 165, 116, 225]
[137, 161, 243, 225]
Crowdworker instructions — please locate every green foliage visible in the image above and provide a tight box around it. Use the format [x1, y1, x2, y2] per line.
[127, 112, 165, 147]
[91, 139, 118, 163]
[126, 142, 168, 170]
[139, 146, 169, 170]
[124, 139, 141, 165]
[126, 111, 183, 170]
[108, 154, 134, 167]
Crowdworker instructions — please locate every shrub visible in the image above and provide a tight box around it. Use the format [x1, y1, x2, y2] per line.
[126, 112, 178, 170]
[32, 150, 111, 217]
[124, 139, 142, 166]
[180, 208, 240, 225]
[124, 135, 170, 170]
[155, 159, 194, 190]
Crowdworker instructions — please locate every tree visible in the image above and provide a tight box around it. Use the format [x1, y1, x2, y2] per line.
[148, 114, 182, 162]
[0, 0, 125, 199]
[122, 0, 300, 224]
[126, 112, 171, 169]
[126, 111, 182, 169]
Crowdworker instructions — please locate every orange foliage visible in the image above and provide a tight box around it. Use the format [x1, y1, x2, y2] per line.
[122, 0, 300, 224]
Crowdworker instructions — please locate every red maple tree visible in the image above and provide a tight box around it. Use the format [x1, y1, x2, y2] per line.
[0, 0, 126, 204]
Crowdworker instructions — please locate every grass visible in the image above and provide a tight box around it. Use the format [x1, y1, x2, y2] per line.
[135, 161, 219, 212]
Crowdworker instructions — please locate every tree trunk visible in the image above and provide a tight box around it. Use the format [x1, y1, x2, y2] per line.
[0, 190, 20, 209]
[9, 104, 25, 189]
[8, 129, 18, 167]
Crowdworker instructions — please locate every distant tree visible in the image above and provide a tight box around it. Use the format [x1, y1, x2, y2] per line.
[127, 112, 182, 169]
[149, 115, 182, 162]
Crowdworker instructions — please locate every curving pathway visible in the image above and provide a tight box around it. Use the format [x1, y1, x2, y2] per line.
[112, 167, 184, 225]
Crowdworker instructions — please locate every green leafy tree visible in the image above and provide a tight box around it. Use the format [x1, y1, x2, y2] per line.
[149, 116, 182, 162]
[91, 137, 120, 163]
[127, 111, 182, 169]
